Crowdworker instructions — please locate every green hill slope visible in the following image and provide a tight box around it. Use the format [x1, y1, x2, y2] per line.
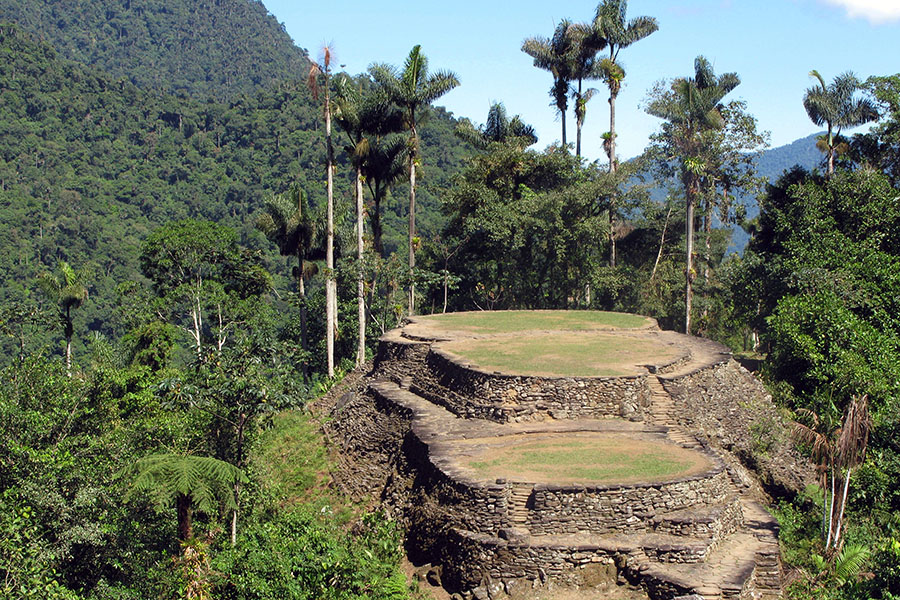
[0, 24, 469, 361]
[0, 0, 309, 100]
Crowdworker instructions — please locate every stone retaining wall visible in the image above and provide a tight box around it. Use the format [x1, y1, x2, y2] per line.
[364, 383, 733, 542]
[425, 347, 651, 422]
[440, 528, 622, 591]
[652, 496, 744, 540]
[527, 469, 731, 535]
[660, 359, 813, 498]
[374, 334, 654, 423]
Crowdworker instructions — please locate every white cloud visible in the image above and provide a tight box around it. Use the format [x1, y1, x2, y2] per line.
[820, 0, 900, 23]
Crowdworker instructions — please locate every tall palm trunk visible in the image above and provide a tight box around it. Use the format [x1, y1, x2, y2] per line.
[685, 180, 697, 335]
[608, 89, 618, 267]
[356, 166, 366, 367]
[408, 124, 417, 316]
[575, 80, 583, 158]
[64, 306, 73, 376]
[560, 109, 567, 148]
[325, 85, 335, 378]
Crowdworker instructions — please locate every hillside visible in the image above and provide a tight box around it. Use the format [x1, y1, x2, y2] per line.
[0, 24, 471, 359]
[727, 133, 823, 251]
[0, 0, 309, 100]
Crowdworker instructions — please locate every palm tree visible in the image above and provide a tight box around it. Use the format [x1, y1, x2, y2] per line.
[370, 45, 459, 316]
[309, 45, 338, 377]
[364, 136, 407, 257]
[832, 394, 870, 549]
[793, 395, 871, 552]
[566, 22, 607, 158]
[523, 20, 578, 149]
[645, 56, 739, 334]
[37, 260, 90, 376]
[333, 76, 368, 367]
[333, 76, 406, 366]
[593, 0, 658, 267]
[593, 0, 658, 173]
[803, 70, 878, 177]
[455, 102, 537, 150]
[792, 402, 841, 547]
[255, 185, 318, 367]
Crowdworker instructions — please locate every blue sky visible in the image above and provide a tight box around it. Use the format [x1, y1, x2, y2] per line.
[264, 0, 900, 162]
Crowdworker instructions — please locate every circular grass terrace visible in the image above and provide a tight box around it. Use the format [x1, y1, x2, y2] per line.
[439, 332, 684, 377]
[454, 432, 712, 485]
[410, 310, 654, 337]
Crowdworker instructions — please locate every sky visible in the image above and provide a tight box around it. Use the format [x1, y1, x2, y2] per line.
[263, 0, 900, 163]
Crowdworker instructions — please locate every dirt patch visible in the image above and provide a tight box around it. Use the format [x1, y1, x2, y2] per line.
[440, 332, 685, 377]
[454, 431, 712, 485]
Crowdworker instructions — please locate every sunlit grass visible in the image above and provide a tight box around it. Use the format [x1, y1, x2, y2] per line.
[442, 333, 681, 377]
[419, 310, 651, 334]
[463, 435, 706, 484]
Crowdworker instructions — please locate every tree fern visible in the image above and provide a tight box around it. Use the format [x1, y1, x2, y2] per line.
[124, 453, 247, 541]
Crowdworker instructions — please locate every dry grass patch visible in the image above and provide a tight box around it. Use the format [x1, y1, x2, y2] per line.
[417, 310, 652, 335]
[457, 432, 711, 485]
[441, 332, 683, 377]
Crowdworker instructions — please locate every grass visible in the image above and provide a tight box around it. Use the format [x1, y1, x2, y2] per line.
[442, 332, 681, 377]
[252, 410, 331, 507]
[462, 434, 708, 484]
[418, 310, 651, 335]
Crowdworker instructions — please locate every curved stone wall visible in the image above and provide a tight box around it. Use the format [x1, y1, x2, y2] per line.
[526, 468, 730, 535]
[423, 346, 652, 422]
[368, 383, 733, 541]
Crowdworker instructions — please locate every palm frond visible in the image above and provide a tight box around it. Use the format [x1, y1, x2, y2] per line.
[833, 543, 870, 583]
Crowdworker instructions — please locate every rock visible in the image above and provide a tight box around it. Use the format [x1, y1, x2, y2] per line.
[498, 527, 529, 542]
[426, 565, 442, 587]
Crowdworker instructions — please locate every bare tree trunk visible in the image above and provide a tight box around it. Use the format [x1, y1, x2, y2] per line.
[177, 493, 193, 542]
[609, 91, 617, 173]
[65, 306, 72, 376]
[833, 467, 852, 550]
[826, 465, 836, 547]
[560, 107, 567, 148]
[608, 90, 618, 268]
[356, 167, 366, 368]
[442, 271, 449, 313]
[575, 80, 583, 158]
[650, 205, 672, 283]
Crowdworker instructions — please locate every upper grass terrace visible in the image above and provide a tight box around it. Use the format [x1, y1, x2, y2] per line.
[408, 310, 654, 338]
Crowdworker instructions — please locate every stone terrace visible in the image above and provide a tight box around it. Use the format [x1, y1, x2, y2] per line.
[325, 312, 795, 600]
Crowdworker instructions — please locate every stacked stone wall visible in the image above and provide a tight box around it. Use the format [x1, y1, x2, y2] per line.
[526, 469, 730, 535]
[441, 528, 622, 591]
[375, 335, 654, 423]
[661, 360, 812, 497]
[652, 496, 744, 540]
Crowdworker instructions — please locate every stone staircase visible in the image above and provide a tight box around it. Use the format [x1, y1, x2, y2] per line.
[507, 485, 532, 525]
[646, 376, 701, 449]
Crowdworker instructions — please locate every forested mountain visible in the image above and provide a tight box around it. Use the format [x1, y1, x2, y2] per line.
[727, 133, 823, 251]
[0, 0, 309, 100]
[0, 23, 470, 359]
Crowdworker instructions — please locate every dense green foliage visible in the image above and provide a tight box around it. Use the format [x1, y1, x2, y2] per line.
[0, 24, 470, 363]
[0, 0, 310, 100]
[2, 0, 900, 595]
